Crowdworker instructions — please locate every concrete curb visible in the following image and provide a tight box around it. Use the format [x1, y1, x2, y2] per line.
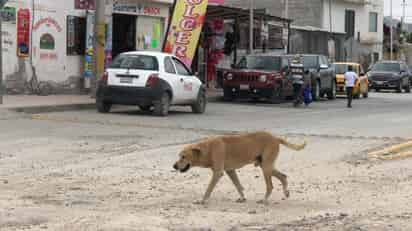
[4, 95, 222, 114]
[9, 103, 96, 114]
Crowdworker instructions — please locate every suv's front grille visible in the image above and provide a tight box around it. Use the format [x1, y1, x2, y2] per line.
[234, 73, 258, 82]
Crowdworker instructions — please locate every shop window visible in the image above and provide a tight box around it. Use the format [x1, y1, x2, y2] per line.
[67, 15, 86, 55]
[40, 33, 55, 50]
[268, 25, 283, 49]
[345, 10, 355, 38]
[369, 12, 378, 32]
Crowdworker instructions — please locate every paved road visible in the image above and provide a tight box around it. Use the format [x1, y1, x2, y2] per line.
[23, 92, 412, 139]
[0, 92, 412, 230]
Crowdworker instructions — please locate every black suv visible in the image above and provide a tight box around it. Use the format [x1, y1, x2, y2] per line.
[368, 61, 411, 93]
[287, 54, 336, 101]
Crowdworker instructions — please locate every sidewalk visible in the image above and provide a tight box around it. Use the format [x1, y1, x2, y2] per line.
[0, 89, 222, 113]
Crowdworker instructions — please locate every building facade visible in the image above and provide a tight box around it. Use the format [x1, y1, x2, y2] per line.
[224, 0, 383, 66]
[1, 0, 172, 94]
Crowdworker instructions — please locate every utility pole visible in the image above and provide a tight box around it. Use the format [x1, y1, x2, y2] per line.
[0, 8, 3, 104]
[249, 0, 254, 54]
[0, 0, 8, 105]
[390, 0, 393, 60]
[284, 0, 289, 19]
[402, 0, 406, 31]
[92, 0, 106, 97]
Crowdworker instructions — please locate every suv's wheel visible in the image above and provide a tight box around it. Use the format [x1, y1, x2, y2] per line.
[404, 81, 411, 93]
[154, 92, 170, 117]
[312, 80, 320, 101]
[327, 81, 336, 100]
[396, 81, 403, 93]
[354, 85, 361, 99]
[97, 100, 112, 113]
[192, 89, 207, 114]
[223, 87, 234, 101]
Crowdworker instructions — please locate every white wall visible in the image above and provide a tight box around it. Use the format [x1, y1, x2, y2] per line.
[2, 0, 171, 92]
[322, 0, 383, 44]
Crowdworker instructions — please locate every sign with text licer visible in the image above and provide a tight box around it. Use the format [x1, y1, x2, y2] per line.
[163, 0, 208, 68]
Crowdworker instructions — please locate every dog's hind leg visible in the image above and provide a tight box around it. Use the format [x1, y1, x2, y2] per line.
[272, 169, 290, 198]
[226, 170, 246, 203]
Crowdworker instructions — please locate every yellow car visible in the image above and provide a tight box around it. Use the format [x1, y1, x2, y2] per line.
[334, 62, 369, 98]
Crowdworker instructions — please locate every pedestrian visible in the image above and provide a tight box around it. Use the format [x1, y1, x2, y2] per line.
[292, 70, 304, 107]
[344, 65, 358, 108]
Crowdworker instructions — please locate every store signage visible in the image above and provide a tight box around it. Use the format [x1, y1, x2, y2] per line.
[84, 12, 94, 79]
[17, 8, 30, 58]
[33, 17, 62, 32]
[0, 6, 16, 23]
[113, 3, 161, 16]
[75, 0, 95, 10]
[163, 0, 208, 67]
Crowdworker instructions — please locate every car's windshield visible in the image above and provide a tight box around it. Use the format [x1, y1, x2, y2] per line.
[301, 56, 318, 68]
[335, 64, 356, 74]
[110, 55, 159, 71]
[236, 56, 282, 71]
[371, 63, 400, 72]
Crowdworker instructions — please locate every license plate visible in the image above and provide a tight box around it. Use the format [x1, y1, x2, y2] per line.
[120, 78, 133, 84]
[375, 81, 384, 85]
[239, 84, 249, 90]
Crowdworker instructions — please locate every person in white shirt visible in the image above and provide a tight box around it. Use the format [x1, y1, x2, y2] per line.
[344, 65, 358, 108]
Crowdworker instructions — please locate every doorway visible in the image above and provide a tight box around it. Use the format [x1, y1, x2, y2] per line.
[113, 14, 137, 58]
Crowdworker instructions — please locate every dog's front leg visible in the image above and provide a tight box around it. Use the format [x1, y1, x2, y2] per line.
[194, 171, 223, 205]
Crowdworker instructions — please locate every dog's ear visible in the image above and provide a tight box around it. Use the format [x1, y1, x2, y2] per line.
[191, 147, 203, 157]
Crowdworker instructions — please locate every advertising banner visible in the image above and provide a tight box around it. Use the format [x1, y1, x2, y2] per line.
[84, 12, 94, 80]
[17, 8, 30, 58]
[163, 0, 208, 68]
[208, 0, 224, 5]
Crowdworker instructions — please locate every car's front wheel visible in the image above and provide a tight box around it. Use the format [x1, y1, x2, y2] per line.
[154, 92, 170, 117]
[312, 80, 320, 101]
[96, 100, 112, 113]
[327, 81, 336, 100]
[223, 87, 234, 101]
[192, 89, 207, 114]
[396, 81, 403, 93]
[354, 85, 361, 99]
[404, 81, 411, 93]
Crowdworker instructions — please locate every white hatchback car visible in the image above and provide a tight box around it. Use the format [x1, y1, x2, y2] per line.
[96, 51, 206, 116]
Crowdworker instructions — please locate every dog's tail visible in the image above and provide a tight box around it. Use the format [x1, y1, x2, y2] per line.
[278, 138, 306, 151]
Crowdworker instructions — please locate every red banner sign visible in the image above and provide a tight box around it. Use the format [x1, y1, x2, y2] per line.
[75, 0, 95, 10]
[17, 8, 30, 58]
[208, 0, 224, 5]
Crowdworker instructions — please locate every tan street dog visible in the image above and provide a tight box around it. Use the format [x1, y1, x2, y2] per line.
[173, 131, 306, 205]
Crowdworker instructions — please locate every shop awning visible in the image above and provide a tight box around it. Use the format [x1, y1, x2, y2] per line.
[205, 5, 291, 24]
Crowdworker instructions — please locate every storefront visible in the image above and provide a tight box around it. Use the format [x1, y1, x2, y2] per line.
[111, 0, 170, 58]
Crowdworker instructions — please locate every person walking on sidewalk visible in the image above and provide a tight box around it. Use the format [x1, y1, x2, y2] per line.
[344, 65, 358, 108]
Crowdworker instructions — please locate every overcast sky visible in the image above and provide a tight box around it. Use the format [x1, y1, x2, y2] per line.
[384, 0, 412, 22]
